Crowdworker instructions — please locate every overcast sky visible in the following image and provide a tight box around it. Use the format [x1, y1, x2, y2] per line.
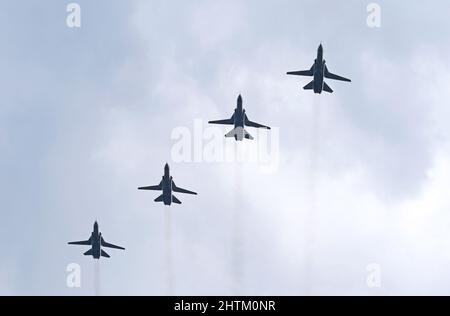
[1, 0, 450, 295]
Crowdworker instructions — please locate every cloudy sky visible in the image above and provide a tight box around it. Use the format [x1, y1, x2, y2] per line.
[1, 0, 450, 295]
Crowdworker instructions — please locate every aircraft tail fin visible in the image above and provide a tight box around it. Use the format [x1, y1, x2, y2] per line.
[154, 194, 164, 203]
[84, 249, 93, 256]
[323, 82, 334, 93]
[172, 195, 182, 204]
[101, 250, 110, 258]
[303, 81, 314, 90]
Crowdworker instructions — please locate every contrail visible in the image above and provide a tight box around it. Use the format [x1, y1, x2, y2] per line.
[94, 260, 100, 296]
[304, 96, 321, 295]
[232, 142, 244, 295]
[164, 207, 174, 296]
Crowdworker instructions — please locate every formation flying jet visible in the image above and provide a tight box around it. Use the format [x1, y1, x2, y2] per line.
[208, 95, 270, 141]
[138, 163, 197, 206]
[287, 44, 351, 94]
[68, 221, 125, 259]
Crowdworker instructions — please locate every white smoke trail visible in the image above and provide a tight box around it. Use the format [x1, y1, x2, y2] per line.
[303, 96, 321, 295]
[232, 142, 244, 295]
[94, 260, 100, 296]
[164, 207, 174, 296]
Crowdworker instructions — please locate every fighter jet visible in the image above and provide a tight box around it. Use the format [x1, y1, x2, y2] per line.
[287, 44, 351, 94]
[208, 95, 270, 141]
[138, 163, 197, 206]
[68, 221, 125, 259]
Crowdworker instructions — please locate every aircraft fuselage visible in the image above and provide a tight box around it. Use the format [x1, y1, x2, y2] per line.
[161, 164, 173, 205]
[229, 97, 247, 141]
[91, 224, 101, 259]
[313, 46, 325, 94]
[233, 98, 245, 128]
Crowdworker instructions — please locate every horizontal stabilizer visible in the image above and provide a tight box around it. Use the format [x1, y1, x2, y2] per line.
[84, 249, 93, 256]
[101, 250, 110, 258]
[323, 82, 333, 93]
[225, 128, 238, 138]
[225, 127, 253, 141]
[244, 129, 254, 140]
[154, 194, 164, 203]
[303, 81, 314, 90]
[172, 195, 182, 204]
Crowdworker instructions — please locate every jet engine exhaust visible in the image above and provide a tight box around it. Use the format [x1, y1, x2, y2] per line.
[304, 96, 321, 295]
[232, 142, 244, 295]
[164, 207, 174, 296]
[94, 260, 100, 296]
